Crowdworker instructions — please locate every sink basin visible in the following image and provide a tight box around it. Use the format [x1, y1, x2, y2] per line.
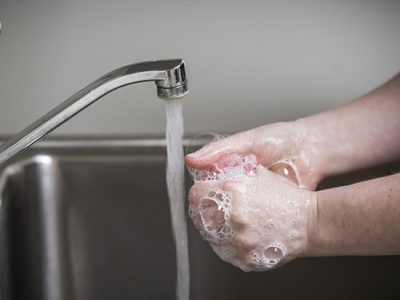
[0, 138, 399, 300]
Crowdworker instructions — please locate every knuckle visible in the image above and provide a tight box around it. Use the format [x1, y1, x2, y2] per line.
[232, 233, 252, 249]
[229, 209, 244, 225]
[188, 183, 210, 203]
[232, 233, 245, 246]
[222, 180, 241, 194]
[188, 185, 199, 204]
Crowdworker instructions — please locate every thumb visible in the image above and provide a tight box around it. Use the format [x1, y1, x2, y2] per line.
[185, 130, 255, 169]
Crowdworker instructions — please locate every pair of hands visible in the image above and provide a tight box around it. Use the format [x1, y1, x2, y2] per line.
[185, 120, 322, 271]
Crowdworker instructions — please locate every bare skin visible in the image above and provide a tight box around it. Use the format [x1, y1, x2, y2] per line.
[305, 73, 400, 177]
[186, 73, 400, 264]
[308, 173, 400, 257]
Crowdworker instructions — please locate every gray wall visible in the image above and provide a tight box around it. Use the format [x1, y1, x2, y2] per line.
[0, 0, 399, 137]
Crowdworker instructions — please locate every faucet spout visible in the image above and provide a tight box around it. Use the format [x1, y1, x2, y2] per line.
[0, 59, 189, 166]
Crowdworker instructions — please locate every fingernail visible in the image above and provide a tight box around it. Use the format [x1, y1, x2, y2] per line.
[186, 149, 204, 158]
[246, 153, 259, 165]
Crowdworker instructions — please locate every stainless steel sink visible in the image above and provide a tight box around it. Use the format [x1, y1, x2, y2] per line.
[0, 138, 399, 300]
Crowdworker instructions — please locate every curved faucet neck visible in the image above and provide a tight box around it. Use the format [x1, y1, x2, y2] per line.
[0, 59, 189, 166]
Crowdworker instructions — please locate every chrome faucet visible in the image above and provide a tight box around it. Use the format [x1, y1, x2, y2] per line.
[0, 59, 188, 166]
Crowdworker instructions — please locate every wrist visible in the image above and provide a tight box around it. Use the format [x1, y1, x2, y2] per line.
[303, 190, 320, 257]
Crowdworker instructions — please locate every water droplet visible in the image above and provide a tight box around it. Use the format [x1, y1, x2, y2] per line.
[264, 247, 283, 260]
[268, 162, 299, 185]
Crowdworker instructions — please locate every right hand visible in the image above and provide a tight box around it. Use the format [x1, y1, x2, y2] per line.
[188, 153, 315, 272]
[185, 120, 323, 190]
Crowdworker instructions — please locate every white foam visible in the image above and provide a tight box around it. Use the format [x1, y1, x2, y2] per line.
[187, 134, 309, 272]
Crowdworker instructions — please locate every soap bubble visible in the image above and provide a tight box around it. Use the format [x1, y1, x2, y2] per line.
[268, 160, 300, 185]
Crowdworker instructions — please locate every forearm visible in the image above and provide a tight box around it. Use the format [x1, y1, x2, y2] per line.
[306, 172, 400, 257]
[304, 73, 400, 178]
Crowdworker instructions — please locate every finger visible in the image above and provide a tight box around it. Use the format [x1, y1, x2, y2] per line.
[215, 153, 259, 170]
[188, 181, 222, 206]
[188, 181, 236, 239]
[185, 130, 255, 169]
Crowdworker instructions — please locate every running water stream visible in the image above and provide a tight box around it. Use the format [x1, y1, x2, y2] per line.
[164, 99, 190, 300]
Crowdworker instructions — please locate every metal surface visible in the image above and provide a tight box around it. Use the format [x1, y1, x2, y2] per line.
[0, 59, 188, 166]
[0, 140, 399, 300]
